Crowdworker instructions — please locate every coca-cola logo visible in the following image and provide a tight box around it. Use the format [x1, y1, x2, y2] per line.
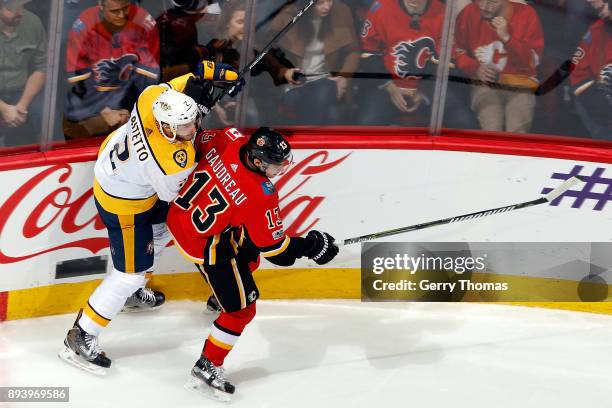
[277, 151, 350, 236]
[0, 164, 107, 264]
[0, 151, 350, 265]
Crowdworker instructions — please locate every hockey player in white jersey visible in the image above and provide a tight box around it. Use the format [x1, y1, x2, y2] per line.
[59, 61, 243, 374]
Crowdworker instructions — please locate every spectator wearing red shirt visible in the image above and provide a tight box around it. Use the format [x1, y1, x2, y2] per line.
[570, 0, 612, 140]
[63, 0, 159, 140]
[357, 0, 475, 128]
[455, 0, 544, 133]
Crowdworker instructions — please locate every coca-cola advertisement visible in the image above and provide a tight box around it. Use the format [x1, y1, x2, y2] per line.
[1, 148, 610, 293]
[0, 150, 354, 292]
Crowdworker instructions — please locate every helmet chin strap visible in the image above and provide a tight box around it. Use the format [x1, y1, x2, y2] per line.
[159, 122, 178, 143]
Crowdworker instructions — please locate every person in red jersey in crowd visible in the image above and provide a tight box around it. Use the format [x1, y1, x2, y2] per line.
[570, 0, 612, 140]
[454, 0, 545, 133]
[63, 0, 159, 139]
[358, 0, 476, 128]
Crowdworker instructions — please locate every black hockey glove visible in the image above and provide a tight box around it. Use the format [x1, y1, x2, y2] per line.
[226, 77, 246, 97]
[184, 76, 215, 115]
[303, 230, 339, 265]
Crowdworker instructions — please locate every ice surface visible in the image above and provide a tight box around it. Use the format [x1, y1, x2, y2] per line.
[1, 300, 612, 408]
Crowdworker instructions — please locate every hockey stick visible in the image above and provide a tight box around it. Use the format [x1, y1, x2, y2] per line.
[208, 0, 319, 109]
[338, 175, 585, 246]
[326, 71, 539, 94]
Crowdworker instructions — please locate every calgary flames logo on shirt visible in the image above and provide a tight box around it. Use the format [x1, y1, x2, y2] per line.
[93, 53, 139, 89]
[474, 41, 508, 72]
[392, 37, 436, 78]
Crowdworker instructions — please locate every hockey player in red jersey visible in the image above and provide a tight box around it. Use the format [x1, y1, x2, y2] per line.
[166, 126, 339, 400]
[569, 0, 612, 140]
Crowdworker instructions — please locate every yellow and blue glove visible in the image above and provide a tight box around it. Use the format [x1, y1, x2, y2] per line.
[196, 60, 245, 97]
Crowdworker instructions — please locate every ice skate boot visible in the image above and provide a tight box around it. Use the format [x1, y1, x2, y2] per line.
[184, 357, 235, 402]
[205, 295, 222, 314]
[122, 287, 165, 312]
[58, 320, 111, 376]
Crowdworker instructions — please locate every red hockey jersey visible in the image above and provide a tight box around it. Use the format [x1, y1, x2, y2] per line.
[167, 128, 288, 265]
[65, 5, 160, 121]
[570, 20, 612, 95]
[455, 2, 544, 86]
[360, 0, 446, 89]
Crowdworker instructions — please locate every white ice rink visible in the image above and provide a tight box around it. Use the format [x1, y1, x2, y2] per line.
[1, 300, 612, 408]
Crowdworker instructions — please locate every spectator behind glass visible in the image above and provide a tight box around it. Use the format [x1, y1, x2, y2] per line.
[454, 0, 544, 133]
[0, 0, 46, 147]
[203, 0, 245, 127]
[570, 0, 612, 140]
[157, 0, 221, 82]
[63, 0, 159, 140]
[263, 0, 359, 125]
[358, 0, 475, 128]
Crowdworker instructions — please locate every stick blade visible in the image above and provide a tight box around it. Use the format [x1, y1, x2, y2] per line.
[544, 175, 584, 202]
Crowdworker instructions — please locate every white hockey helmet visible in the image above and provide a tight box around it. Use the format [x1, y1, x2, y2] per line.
[152, 89, 200, 142]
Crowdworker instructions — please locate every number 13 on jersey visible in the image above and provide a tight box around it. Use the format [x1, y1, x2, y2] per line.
[175, 170, 229, 233]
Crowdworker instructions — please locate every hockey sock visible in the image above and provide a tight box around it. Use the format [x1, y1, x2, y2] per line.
[152, 223, 172, 271]
[78, 268, 145, 336]
[203, 302, 256, 366]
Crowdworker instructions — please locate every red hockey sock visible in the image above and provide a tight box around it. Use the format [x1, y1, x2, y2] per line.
[203, 302, 256, 366]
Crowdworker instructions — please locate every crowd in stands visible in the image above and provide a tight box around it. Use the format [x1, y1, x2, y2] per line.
[0, 0, 610, 148]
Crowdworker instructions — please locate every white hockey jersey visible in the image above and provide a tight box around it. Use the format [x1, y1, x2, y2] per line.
[94, 74, 197, 215]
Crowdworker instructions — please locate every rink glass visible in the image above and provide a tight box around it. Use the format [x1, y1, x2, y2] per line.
[0, 0, 610, 155]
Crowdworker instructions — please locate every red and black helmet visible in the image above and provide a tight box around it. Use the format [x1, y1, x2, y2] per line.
[246, 127, 293, 177]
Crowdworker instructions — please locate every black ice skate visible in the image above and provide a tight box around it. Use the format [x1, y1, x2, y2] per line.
[122, 287, 165, 312]
[58, 320, 111, 376]
[205, 295, 222, 314]
[184, 357, 235, 402]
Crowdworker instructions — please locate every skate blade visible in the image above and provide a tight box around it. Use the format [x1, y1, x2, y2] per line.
[58, 346, 107, 376]
[121, 304, 165, 314]
[184, 376, 232, 403]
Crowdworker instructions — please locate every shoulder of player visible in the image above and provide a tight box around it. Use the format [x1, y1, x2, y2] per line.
[193, 128, 222, 153]
[145, 136, 196, 176]
[241, 175, 279, 208]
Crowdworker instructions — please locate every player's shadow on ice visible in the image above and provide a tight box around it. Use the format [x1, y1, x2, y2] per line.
[238, 302, 459, 375]
[106, 307, 215, 360]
